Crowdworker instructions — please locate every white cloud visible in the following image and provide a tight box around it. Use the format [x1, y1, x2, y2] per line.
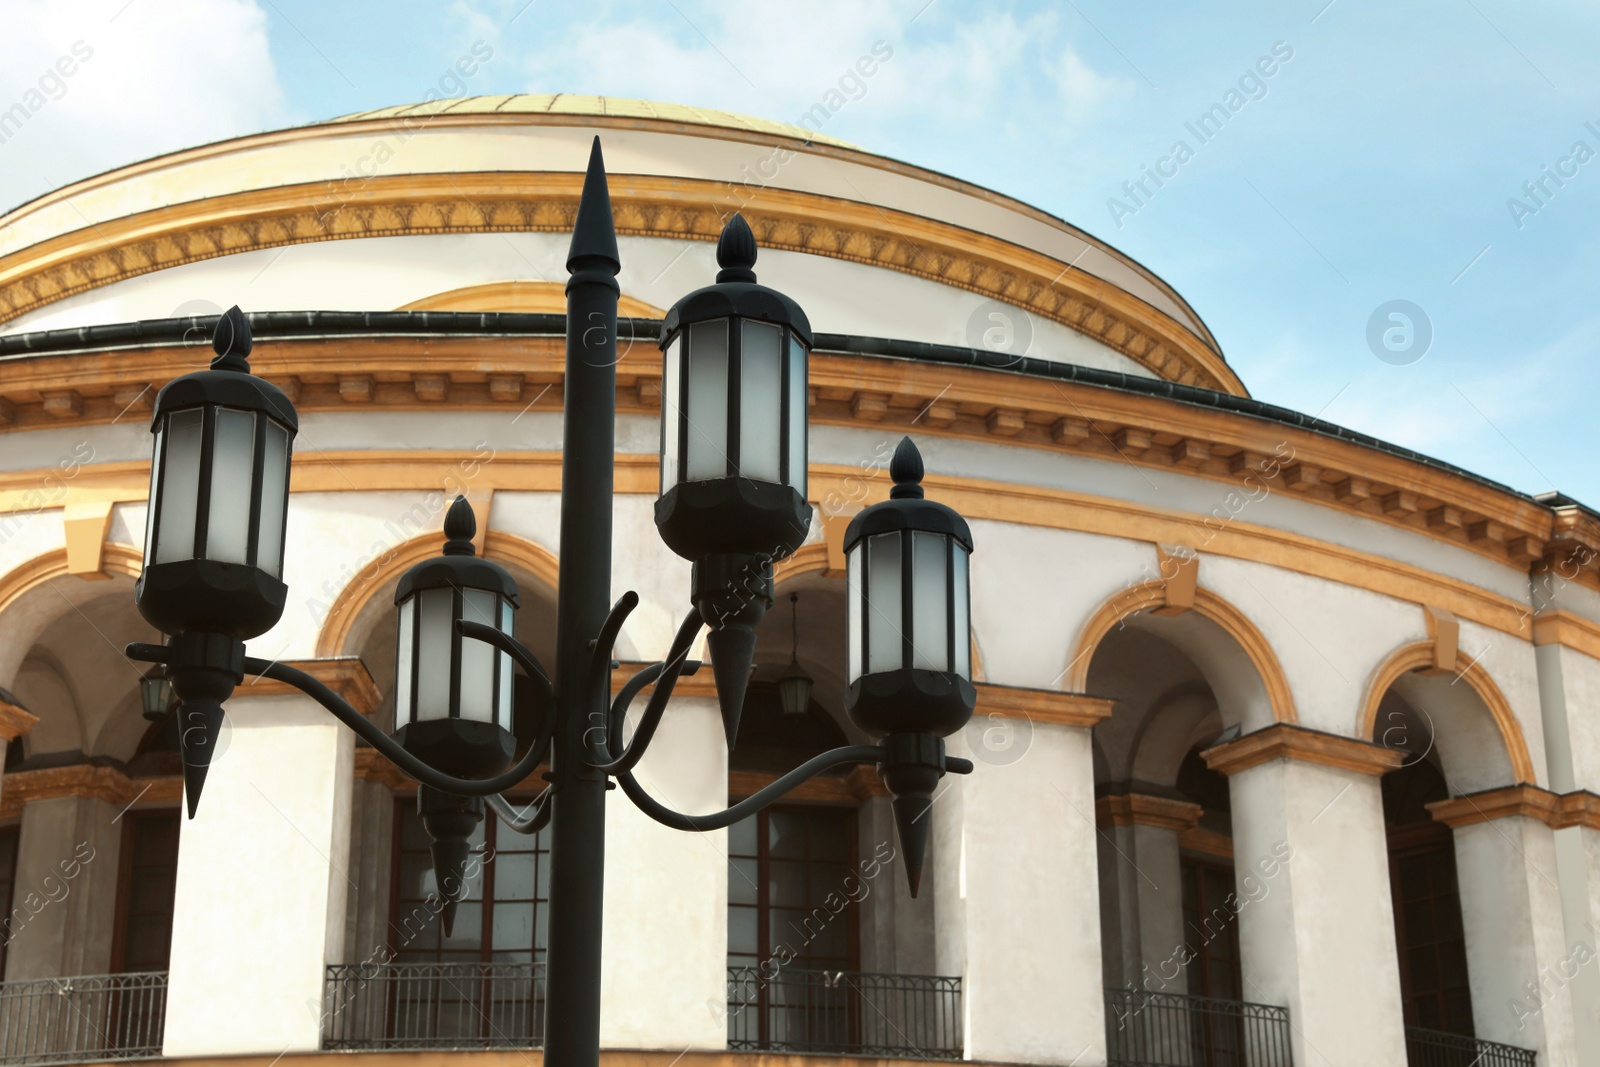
[0, 0, 292, 214]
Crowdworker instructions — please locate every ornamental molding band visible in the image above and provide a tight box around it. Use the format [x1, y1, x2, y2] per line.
[1201, 723, 1406, 778]
[730, 766, 887, 805]
[974, 682, 1116, 727]
[0, 544, 142, 620]
[0, 454, 1552, 642]
[0, 764, 179, 819]
[1427, 784, 1564, 829]
[0, 173, 1244, 394]
[238, 658, 383, 716]
[0, 699, 38, 742]
[0, 336, 1571, 578]
[1356, 640, 1537, 784]
[1095, 793, 1204, 832]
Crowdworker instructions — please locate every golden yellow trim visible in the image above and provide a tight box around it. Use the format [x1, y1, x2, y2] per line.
[0, 544, 140, 620]
[1421, 605, 1460, 675]
[1356, 641, 1537, 784]
[399, 280, 665, 318]
[238, 658, 381, 715]
[0, 454, 1543, 644]
[1065, 582, 1299, 724]
[1095, 793, 1203, 832]
[314, 529, 560, 657]
[975, 683, 1115, 728]
[1427, 784, 1563, 828]
[0, 765, 179, 819]
[0, 173, 1239, 393]
[1555, 790, 1600, 831]
[61, 500, 114, 578]
[1531, 611, 1600, 660]
[773, 541, 837, 584]
[1202, 723, 1404, 778]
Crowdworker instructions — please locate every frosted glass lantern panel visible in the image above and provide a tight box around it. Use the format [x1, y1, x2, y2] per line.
[394, 598, 416, 727]
[847, 545, 863, 683]
[738, 320, 782, 483]
[256, 420, 291, 578]
[414, 588, 455, 722]
[865, 532, 903, 675]
[952, 546, 971, 679]
[786, 334, 807, 495]
[910, 531, 950, 672]
[684, 320, 729, 481]
[497, 597, 516, 732]
[660, 337, 681, 492]
[457, 589, 500, 723]
[155, 408, 204, 564]
[205, 407, 256, 566]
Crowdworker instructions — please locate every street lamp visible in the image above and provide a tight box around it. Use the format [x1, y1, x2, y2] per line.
[125, 138, 976, 1067]
[777, 593, 813, 717]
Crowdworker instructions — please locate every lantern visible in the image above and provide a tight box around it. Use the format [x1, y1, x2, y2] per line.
[392, 496, 519, 778]
[843, 436, 975, 739]
[136, 306, 296, 640]
[140, 667, 175, 722]
[655, 213, 813, 563]
[776, 593, 813, 717]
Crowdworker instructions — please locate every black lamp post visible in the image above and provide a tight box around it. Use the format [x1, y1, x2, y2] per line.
[125, 139, 976, 1067]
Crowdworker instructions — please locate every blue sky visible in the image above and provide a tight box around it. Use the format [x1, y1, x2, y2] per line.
[4, 0, 1598, 506]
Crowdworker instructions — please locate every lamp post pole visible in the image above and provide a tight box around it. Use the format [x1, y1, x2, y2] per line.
[544, 139, 622, 1067]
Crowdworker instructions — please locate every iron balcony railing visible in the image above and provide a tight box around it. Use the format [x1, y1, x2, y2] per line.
[323, 962, 545, 1050]
[0, 972, 167, 1065]
[1405, 1026, 1536, 1067]
[1105, 987, 1294, 1067]
[725, 966, 962, 1059]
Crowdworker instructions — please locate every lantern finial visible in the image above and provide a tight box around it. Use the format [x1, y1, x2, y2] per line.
[442, 496, 476, 556]
[210, 305, 252, 372]
[716, 214, 758, 284]
[889, 436, 925, 499]
[567, 137, 620, 274]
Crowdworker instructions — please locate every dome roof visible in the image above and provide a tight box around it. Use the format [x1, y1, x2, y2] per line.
[323, 94, 860, 150]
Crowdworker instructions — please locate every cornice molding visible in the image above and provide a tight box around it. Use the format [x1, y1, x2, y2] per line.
[1095, 793, 1204, 832]
[237, 658, 383, 715]
[1555, 790, 1600, 831]
[1201, 723, 1405, 778]
[0, 337, 1564, 580]
[1178, 826, 1234, 860]
[0, 765, 179, 818]
[1427, 784, 1563, 829]
[1531, 611, 1600, 661]
[974, 683, 1115, 728]
[0, 173, 1242, 394]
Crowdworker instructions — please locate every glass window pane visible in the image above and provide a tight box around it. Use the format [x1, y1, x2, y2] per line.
[458, 589, 499, 723]
[866, 532, 903, 674]
[728, 858, 759, 905]
[205, 407, 256, 565]
[496, 853, 537, 895]
[912, 531, 950, 672]
[768, 860, 807, 906]
[661, 337, 681, 493]
[155, 408, 204, 564]
[729, 814, 758, 857]
[685, 319, 729, 481]
[738, 321, 782, 482]
[144, 427, 163, 563]
[256, 419, 290, 578]
[787, 335, 808, 496]
[847, 545, 863, 682]
[768, 811, 806, 858]
[492, 902, 535, 950]
[952, 547, 971, 679]
[394, 598, 415, 728]
[415, 588, 455, 721]
[729, 906, 758, 955]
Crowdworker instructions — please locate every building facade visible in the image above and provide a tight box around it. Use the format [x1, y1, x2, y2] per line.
[0, 95, 1595, 1067]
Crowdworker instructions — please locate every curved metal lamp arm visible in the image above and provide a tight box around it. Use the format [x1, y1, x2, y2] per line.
[617, 744, 884, 832]
[589, 609, 705, 776]
[241, 657, 556, 797]
[488, 789, 553, 836]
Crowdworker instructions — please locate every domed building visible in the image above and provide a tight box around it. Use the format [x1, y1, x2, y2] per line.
[0, 95, 1594, 1067]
